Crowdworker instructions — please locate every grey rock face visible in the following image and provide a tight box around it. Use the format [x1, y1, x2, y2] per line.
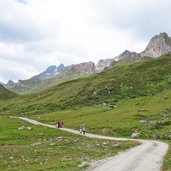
[115, 33, 171, 61]
[33, 64, 66, 80]
[96, 58, 115, 72]
[141, 32, 171, 58]
[69, 61, 96, 73]
[6, 80, 15, 86]
[57, 64, 65, 72]
[45, 65, 57, 73]
[116, 50, 142, 61]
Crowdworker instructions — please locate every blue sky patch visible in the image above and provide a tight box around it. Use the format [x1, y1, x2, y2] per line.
[16, 0, 27, 4]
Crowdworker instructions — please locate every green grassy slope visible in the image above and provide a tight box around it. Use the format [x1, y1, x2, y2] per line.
[31, 88, 171, 170]
[8, 66, 94, 94]
[31, 88, 171, 139]
[0, 54, 171, 170]
[0, 116, 137, 171]
[1, 54, 171, 115]
[0, 84, 17, 100]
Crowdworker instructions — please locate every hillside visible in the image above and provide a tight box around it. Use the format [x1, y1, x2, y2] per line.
[30, 88, 171, 170]
[1, 53, 171, 171]
[4, 32, 171, 95]
[0, 53, 171, 115]
[0, 84, 17, 100]
[6, 62, 96, 94]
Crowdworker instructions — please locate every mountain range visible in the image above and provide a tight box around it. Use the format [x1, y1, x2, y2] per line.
[1, 51, 171, 114]
[32, 64, 66, 80]
[1, 31, 171, 171]
[3, 32, 171, 94]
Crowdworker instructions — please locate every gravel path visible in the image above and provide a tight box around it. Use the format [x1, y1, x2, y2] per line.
[15, 117, 169, 171]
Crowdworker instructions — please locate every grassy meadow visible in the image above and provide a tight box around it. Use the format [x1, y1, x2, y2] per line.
[0, 54, 171, 170]
[30, 89, 171, 170]
[0, 116, 138, 171]
[1, 54, 171, 117]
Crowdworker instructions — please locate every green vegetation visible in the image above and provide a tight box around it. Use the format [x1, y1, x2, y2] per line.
[0, 54, 171, 170]
[30, 89, 171, 138]
[30, 88, 171, 170]
[1, 54, 171, 115]
[8, 65, 94, 94]
[163, 141, 171, 171]
[0, 84, 17, 100]
[0, 116, 137, 171]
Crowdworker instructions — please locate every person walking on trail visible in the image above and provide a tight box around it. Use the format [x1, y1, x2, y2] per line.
[80, 125, 83, 134]
[57, 121, 60, 128]
[61, 121, 64, 128]
[82, 125, 86, 135]
[55, 121, 59, 128]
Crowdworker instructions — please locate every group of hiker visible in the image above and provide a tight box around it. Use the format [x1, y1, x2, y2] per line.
[56, 121, 64, 128]
[55, 121, 86, 135]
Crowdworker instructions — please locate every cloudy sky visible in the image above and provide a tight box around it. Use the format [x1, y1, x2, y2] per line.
[0, 0, 171, 83]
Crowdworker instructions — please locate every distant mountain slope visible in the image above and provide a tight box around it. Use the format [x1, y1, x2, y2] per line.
[4, 32, 171, 94]
[1, 53, 171, 115]
[116, 50, 142, 61]
[32, 64, 66, 80]
[6, 61, 96, 94]
[96, 58, 115, 72]
[6, 80, 15, 86]
[0, 84, 17, 100]
[117, 32, 171, 61]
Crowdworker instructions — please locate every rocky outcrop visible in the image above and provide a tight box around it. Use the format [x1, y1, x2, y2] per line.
[5, 62, 96, 94]
[45, 65, 57, 73]
[6, 80, 15, 86]
[33, 64, 66, 80]
[57, 64, 65, 72]
[66, 61, 96, 74]
[96, 58, 115, 72]
[115, 33, 171, 61]
[16, 80, 26, 88]
[141, 32, 171, 58]
[116, 50, 142, 61]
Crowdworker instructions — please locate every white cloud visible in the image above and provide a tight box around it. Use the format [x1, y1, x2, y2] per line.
[0, 0, 170, 82]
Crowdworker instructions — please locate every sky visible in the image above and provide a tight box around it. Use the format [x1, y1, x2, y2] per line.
[0, 0, 171, 83]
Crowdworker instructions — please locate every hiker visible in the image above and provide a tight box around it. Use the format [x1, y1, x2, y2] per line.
[82, 125, 86, 135]
[55, 121, 59, 128]
[61, 121, 64, 128]
[57, 121, 61, 128]
[80, 125, 83, 134]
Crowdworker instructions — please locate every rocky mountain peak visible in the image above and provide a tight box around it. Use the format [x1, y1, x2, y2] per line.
[119, 50, 130, 57]
[141, 32, 171, 57]
[45, 65, 57, 73]
[70, 61, 96, 73]
[57, 64, 65, 72]
[96, 58, 115, 72]
[45, 64, 65, 74]
[159, 32, 168, 37]
[116, 50, 141, 61]
[6, 80, 15, 86]
[32, 64, 66, 80]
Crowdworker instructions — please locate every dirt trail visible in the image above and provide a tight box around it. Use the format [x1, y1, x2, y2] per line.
[15, 117, 169, 171]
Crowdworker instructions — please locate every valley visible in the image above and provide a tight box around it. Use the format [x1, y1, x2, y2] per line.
[0, 32, 171, 171]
